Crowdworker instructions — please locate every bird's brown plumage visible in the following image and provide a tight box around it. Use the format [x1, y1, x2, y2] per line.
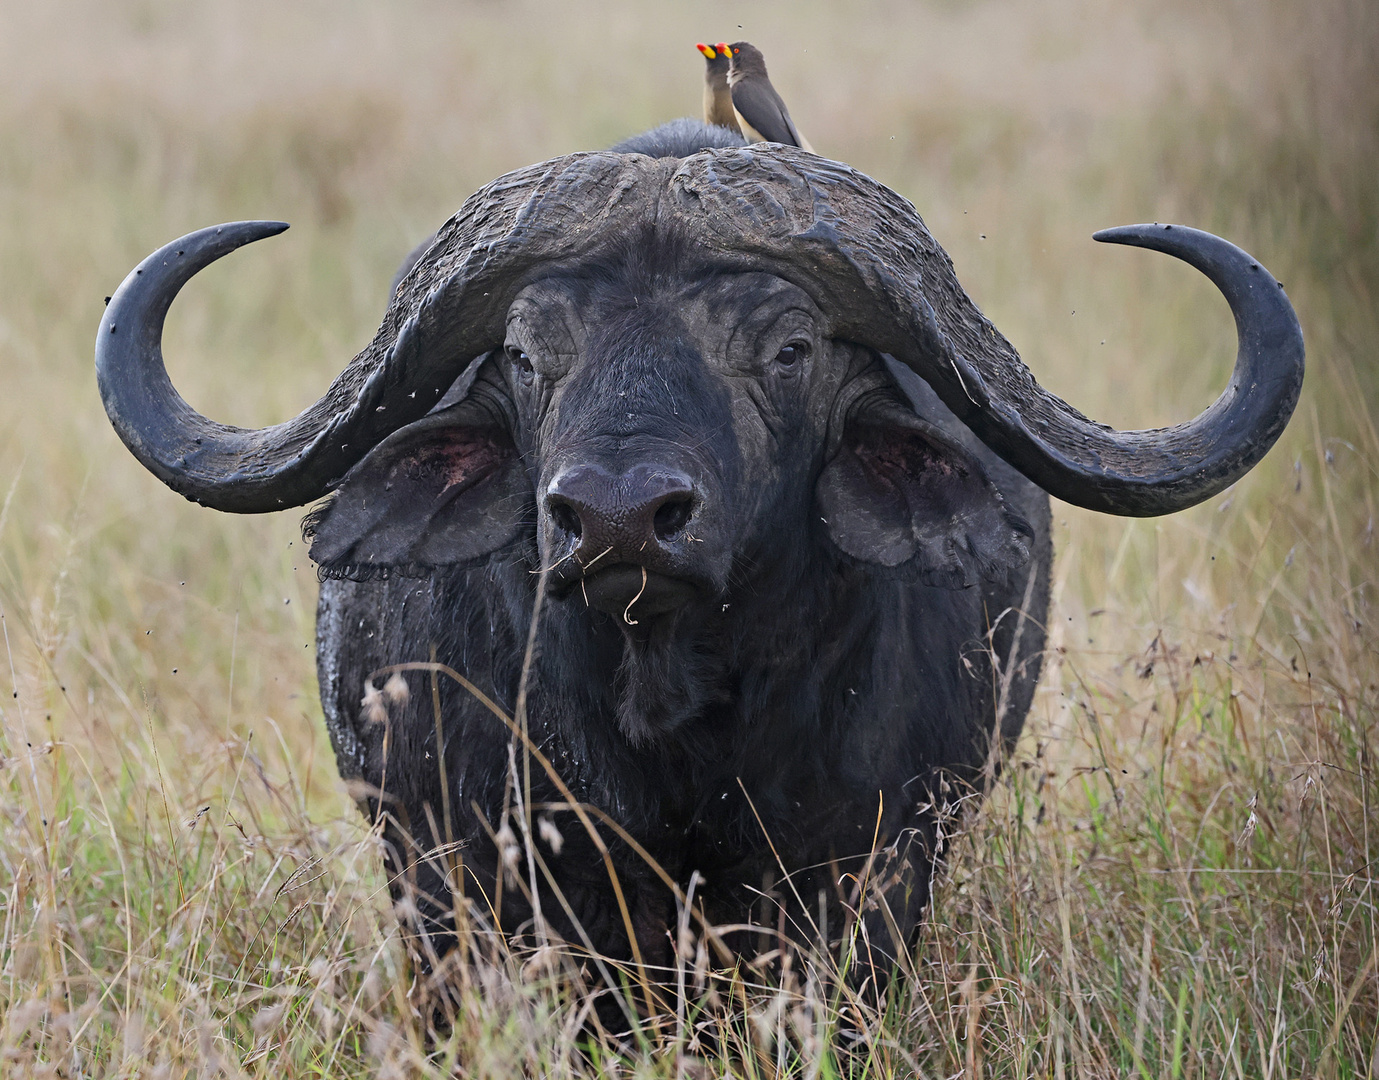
[696, 42, 741, 134]
[726, 41, 813, 152]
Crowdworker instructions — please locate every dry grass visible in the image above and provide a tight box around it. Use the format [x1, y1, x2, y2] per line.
[0, 0, 1374, 1075]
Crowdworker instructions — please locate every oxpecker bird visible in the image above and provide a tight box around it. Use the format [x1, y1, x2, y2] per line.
[696, 42, 742, 135]
[726, 41, 814, 153]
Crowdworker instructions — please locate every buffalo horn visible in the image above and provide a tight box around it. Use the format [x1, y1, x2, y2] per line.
[669, 146, 1305, 517]
[95, 153, 655, 513]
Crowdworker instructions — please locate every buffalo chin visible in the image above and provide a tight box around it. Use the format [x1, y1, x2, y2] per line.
[613, 621, 727, 744]
[558, 565, 726, 743]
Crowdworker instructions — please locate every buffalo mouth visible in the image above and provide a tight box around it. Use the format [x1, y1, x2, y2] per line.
[570, 564, 702, 622]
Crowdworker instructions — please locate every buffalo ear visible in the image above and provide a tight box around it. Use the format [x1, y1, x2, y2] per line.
[816, 401, 1031, 588]
[304, 402, 529, 579]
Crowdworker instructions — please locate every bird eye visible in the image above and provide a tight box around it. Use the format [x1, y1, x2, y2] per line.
[774, 340, 810, 369]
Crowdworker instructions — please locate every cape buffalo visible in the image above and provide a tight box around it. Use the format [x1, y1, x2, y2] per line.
[95, 121, 1303, 998]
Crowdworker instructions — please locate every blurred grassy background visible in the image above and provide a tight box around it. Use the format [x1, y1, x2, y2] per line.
[0, 0, 1374, 1076]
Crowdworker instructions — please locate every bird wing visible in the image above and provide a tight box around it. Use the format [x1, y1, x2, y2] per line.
[731, 78, 806, 148]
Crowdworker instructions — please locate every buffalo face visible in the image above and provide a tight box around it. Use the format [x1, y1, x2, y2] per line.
[302, 232, 1032, 738]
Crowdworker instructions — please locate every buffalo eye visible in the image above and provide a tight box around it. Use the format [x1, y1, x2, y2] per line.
[506, 345, 534, 382]
[774, 340, 810, 371]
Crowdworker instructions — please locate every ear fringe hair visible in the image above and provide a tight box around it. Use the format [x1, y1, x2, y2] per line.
[301, 499, 420, 582]
[300, 499, 331, 543]
[302, 500, 531, 583]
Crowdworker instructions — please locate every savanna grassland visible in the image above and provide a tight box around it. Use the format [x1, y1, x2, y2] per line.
[0, 0, 1375, 1075]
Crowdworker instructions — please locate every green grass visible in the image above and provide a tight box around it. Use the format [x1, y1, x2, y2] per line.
[1, 0, 1375, 1075]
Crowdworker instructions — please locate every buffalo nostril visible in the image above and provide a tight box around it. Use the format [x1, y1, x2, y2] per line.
[549, 500, 583, 540]
[653, 496, 694, 541]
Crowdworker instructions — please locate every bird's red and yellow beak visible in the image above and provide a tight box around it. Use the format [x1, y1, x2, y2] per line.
[718, 43, 734, 56]
[696, 43, 717, 60]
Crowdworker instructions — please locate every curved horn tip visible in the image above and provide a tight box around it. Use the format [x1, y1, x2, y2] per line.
[95, 218, 301, 514]
[1092, 223, 1178, 246]
[1088, 223, 1295, 307]
[248, 220, 290, 236]
[100, 220, 291, 337]
[159, 219, 290, 262]
[169, 219, 291, 252]
[197, 219, 290, 252]
[245, 220, 289, 241]
[227, 217, 289, 233]
[1091, 222, 1251, 263]
[220, 220, 291, 238]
